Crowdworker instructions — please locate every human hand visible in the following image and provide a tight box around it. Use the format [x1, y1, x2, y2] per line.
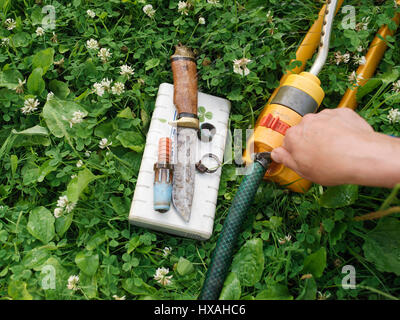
[271, 108, 400, 187]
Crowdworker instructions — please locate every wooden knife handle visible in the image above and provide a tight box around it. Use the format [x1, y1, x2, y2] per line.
[171, 45, 198, 118]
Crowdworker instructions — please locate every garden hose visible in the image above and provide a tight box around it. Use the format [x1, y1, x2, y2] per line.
[199, 152, 271, 300]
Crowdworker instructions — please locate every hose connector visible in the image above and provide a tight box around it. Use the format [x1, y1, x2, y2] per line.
[254, 152, 272, 169]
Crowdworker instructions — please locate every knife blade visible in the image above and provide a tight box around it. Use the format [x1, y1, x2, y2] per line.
[170, 45, 198, 222]
[172, 127, 197, 222]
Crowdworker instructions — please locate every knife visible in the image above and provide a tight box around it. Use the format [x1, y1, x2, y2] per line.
[170, 44, 199, 222]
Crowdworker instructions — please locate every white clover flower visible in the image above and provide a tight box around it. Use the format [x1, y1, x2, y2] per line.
[266, 10, 273, 23]
[57, 194, 77, 213]
[163, 247, 172, 257]
[233, 58, 252, 76]
[65, 201, 76, 213]
[1, 37, 9, 47]
[361, 17, 370, 29]
[76, 160, 83, 168]
[69, 110, 86, 127]
[47, 91, 54, 101]
[99, 138, 112, 149]
[348, 71, 364, 86]
[51, 32, 58, 43]
[21, 98, 40, 114]
[93, 82, 105, 97]
[120, 65, 134, 78]
[392, 80, 400, 93]
[334, 51, 350, 65]
[154, 267, 173, 286]
[85, 150, 92, 157]
[101, 78, 112, 91]
[5, 18, 16, 30]
[198, 17, 205, 25]
[36, 27, 45, 36]
[278, 234, 292, 245]
[54, 57, 64, 66]
[98, 47, 112, 63]
[334, 52, 342, 65]
[15, 78, 26, 94]
[67, 275, 80, 291]
[54, 207, 63, 218]
[57, 195, 69, 208]
[86, 38, 99, 50]
[348, 71, 357, 82]
[388, 108, 400, 124]
[353, 55, 366, 66]
[317, 291, 332, 300]
[357, 46, 364, 53]
[207, 0, 220, 4]
[355, 16, 370, 31]
[71, 174, 77, 179]
[112, 295, 126, 300]
[87, 9, 96, 18]
[178, 1, 189, 15]
[342, 53, 350, 64]
[143, 4, 156, 18]
[111, 82, 125, 95]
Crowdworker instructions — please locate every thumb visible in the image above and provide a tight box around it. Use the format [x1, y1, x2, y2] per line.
[271, 147, 299, 172]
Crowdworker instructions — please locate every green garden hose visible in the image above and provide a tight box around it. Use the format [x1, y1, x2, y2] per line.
[199, 152, 271, 300]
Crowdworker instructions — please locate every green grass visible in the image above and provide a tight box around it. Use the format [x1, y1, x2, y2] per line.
[0, 0, 400, 300]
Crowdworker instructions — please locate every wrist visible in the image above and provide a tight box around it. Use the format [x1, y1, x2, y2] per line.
[348, 132, 400, 188]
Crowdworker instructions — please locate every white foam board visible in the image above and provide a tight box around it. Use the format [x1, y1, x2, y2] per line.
[129, 83, 231, 240]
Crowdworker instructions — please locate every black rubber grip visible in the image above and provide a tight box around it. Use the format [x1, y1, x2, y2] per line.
[271, 85, 318, 116]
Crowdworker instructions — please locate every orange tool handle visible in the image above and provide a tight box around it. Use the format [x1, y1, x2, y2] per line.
[338, 11, 400, 109]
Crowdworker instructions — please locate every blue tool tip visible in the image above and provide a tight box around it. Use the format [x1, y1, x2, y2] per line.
[153, 182, 172, 213]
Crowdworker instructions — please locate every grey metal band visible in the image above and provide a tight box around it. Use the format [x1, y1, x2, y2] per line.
[271, 86, 318, 116]
[171, 56, 196, 62]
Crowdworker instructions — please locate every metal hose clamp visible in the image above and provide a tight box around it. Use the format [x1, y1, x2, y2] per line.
[195, 153, 221, 174]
